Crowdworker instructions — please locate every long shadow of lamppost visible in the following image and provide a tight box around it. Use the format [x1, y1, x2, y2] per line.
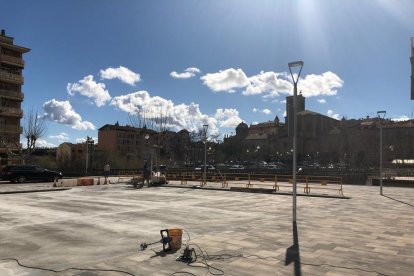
[285, 221, 302, 276]
[285, 60, 304, 276]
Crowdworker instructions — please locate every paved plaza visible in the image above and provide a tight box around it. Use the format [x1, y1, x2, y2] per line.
[0, 181, 413, 275]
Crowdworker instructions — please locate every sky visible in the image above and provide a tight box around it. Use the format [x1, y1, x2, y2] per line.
[1, 0, 414, 147]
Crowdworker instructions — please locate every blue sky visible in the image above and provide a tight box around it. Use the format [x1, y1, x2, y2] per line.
[1, 0, 414, 147]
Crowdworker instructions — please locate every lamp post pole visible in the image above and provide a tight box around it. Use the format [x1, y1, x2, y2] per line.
[85, 136, 89, 175]
[288, 61, 304, 223]
[377, 110, 386, 195]
[203, 124, 208, 186]
[85, 136, 94, 175]
[144, 133, 150, 168]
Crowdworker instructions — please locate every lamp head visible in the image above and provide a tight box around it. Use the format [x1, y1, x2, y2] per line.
[288, 61, 304, 84]
[377, 110, 386, 118]
[288, 61, 304, 68]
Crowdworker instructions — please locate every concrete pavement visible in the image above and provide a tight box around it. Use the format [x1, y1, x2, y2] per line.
[0, 181, 413, 275]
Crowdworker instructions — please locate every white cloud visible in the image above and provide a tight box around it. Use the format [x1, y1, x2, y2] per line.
[299, 72, 343, 97]
[201, 68, 249, 92]
[327, 109, 341, 120]
[100, 66, 141, 85]
[253, 108, 272, 115]
[201, 68, 343, 100]
[317, 99, 326, 104]
[49, 132, 69, 142]
[214, 108, 242, 128]
[67, 75, 111, 107]
[43, 99, 96, 130]
[243, 71, 292, 96]
[110, 91, 223, 136]
[393, 115, 410, 121]
[170, 67, 201, 79]
[262, 109, 272, 115]
[76, 136, 97, 143]
[32, 138, 56, 148]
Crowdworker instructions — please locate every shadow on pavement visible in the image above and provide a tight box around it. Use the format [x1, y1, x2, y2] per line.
[383, 194, 414, 208]
[285, 221, 302, 276]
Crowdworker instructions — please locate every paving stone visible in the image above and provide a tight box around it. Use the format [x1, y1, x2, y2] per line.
[0, 182, 413, 275]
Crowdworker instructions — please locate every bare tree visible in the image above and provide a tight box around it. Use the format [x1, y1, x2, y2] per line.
[23, 108, 48, 154]
[129, 107, 172, 132]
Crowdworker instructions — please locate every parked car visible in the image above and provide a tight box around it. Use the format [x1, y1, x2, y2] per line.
[266, 164, 280, 170]
[0, 165, 63, 183]
[194, 165, 216, 171]
[229, 165, 245, 170]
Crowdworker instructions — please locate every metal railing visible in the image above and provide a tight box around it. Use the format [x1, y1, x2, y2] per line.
[164, 170, 344, 196]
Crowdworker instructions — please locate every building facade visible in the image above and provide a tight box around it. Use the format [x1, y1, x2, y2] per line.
[0, 30, 30, 166]
[97, 122, 191, 168]
[224, 95, 414, 167]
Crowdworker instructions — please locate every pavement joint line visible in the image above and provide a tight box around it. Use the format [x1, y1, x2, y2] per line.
[0, 184, 412, 275]
[0, 187, 71, 195]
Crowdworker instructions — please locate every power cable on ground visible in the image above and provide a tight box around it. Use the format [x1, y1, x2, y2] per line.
[0, 258, 136, 276]
[173, 229, 391, 276]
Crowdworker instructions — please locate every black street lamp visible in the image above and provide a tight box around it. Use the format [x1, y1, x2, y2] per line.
[377, 110, 386, 195]
[85, 136, 94, 175]
[202, 124, 209, 186]
[144, 133, 151, 170]
[288, 60, 304, 223]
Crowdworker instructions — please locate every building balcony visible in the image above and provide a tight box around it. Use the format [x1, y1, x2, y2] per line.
[0, 141, 21, 152]
[0, 89, 24, 101]
[0, 125, 23, 134]
[0, 107, 23, 117]
[0, 54, 24, 67]
[0, 71, 23, 84]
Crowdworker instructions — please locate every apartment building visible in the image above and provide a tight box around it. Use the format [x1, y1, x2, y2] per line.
[0, 30, 30, 165]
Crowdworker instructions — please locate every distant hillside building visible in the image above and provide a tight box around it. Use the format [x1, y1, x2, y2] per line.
[224, 95, 414, 167]
[0, 30, 30, 165]
[286, 94, 305, 137]
[56, 142, 86, 165]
